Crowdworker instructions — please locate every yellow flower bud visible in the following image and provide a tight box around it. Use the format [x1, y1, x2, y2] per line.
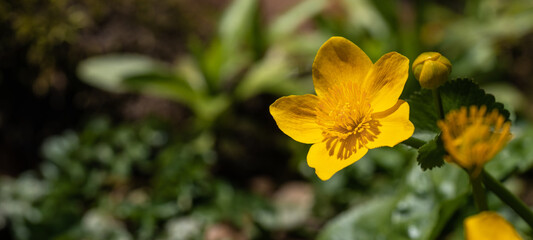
[412, 52, 452, 89]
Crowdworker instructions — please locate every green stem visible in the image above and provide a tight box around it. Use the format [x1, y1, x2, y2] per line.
[401, 137, 426, 149]
[482, 170, 533, 229]
[470, 174, 488, 212]
[432, 88, 445, 120]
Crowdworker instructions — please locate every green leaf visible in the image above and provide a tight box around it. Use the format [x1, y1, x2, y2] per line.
[234, 49, 312, 100]
[77, 54, 164, 93]
[218, 0, 258, 74]
[268, 0, 326, 42]
[486, 122, 533, 179]
[417, 135, 446, 171]
[189, 0, 258, 91]
[317, 196, 401, 240]
[123, 72, 196, 106]
[340, 0, 390, 39]
[233, 50, 291, 100]
[406, 87, 439, 134]
[427, 192, 468, 240]
[407, 78, 511, 134]
[440, 79, 509, 120]
[123, 72, 231, 123]
[318, 163, 469, 240]
[192, 94, 231, 124]
[219, 0, 258, 54]
[197, 39, 225, 88]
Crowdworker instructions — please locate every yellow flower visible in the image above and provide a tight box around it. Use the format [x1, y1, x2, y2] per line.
[412, 52, 451, 89]
[269, 37, 414, 180]
[464, 211, 522, 240]
[438, 105, 511, 177]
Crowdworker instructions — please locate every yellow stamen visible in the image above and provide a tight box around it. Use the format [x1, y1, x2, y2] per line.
[316, 81, 381, 160]
[438, 105, 511, 177]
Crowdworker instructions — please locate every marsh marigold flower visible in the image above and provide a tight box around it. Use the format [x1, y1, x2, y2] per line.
[438, 105, 511, 177]
[412, 52, 451, 89]
[270, 37, 414, 180]
[464, 211, 522, 240]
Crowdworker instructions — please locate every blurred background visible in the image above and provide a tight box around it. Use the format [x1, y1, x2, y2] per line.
[1, 0, 533, 239]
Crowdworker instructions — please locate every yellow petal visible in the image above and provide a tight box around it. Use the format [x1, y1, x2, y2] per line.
[418, 60, 450, 89]
[366, 100, 414, 149]
[362, 52, 409, 112]
[312, 37, 373, 97]
[465, 211, 522, 240]
[307, 141, 368, 180]
[270, 94, 322, 144]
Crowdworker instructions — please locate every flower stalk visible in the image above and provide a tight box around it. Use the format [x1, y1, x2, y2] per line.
[470, 174, 488, 212]
[432, 88, 445, 120]
[401, 137, 426, 149]
[482, 170, 533, 229]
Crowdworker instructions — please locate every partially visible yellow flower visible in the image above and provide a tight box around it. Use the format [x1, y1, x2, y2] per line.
[438, 105, 511, 177]
[464, 211, 522, 240]
[269, 37, 414, 180]
[412, 52, 451, 89]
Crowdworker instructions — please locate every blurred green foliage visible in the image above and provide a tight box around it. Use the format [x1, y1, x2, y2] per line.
[0, 118, 273, 239]
[77, 0, 324, 127]
[3, 0, 533, 239]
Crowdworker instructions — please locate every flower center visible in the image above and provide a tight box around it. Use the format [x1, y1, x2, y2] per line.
[316, 81, 381, 160]
[438, 105, 512, 177]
